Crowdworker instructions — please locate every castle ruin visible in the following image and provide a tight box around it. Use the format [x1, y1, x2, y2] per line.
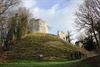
[29, 18, 48, 33]
[57, 31, 67, 41]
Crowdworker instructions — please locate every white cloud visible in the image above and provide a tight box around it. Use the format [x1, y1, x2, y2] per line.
[22, 0, 37, 8]
[32, 4, 60, 18]
[31, 0, 83, 34]
[49, 4, 59, 15]
[22, 0, 83, 37]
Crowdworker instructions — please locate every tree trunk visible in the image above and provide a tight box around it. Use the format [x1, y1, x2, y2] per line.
[97, 32, 100, 47]
[91, 22, 100, 48]
[95, 22, 100, 48]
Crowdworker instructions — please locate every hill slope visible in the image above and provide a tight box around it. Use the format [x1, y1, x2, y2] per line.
[2, 33, 87, 61]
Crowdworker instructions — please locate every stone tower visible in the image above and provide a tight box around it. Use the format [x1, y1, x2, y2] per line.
[29, 18, 48, 33]
[57, 31, 67, 41]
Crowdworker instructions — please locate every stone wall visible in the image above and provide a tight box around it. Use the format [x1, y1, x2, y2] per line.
[57, 31, 67, 41]
[29, 18, 48, 33]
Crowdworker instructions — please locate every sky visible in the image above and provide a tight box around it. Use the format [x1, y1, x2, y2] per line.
[22, 0, 83, 41]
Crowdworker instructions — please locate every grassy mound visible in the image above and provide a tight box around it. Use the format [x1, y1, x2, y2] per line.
[4, 33, 86, 61]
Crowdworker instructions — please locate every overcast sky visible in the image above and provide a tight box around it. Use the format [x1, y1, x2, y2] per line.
[22, 0, 83, 41]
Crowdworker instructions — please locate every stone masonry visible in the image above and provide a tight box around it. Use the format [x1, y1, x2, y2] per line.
[29, 18, 48, 33]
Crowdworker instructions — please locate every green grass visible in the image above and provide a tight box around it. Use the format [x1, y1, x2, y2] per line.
[4, 33, 87, 60]
[0, 33, 89, 67]
[0, 60, 92, 67]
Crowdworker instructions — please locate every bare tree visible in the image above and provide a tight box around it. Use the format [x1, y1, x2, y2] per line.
[77, 33, 86, 42]
[0, 0, 20, 15]
[75, 0, 100, 48]
[15, 7, 30, 39]
[0, 0, 20, 50]
[66, 31, 73, 43]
